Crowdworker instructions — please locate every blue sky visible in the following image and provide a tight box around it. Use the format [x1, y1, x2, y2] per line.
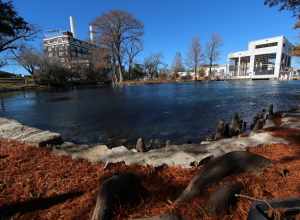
[2, 0, 300, 74]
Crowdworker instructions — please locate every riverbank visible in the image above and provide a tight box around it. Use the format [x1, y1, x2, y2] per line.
[2, 108, 300, 219]
[0, 114, 287, 167]
[122, 78, 207, 86]
[0, 81, 110, 93]
[0, 83, 47, 93]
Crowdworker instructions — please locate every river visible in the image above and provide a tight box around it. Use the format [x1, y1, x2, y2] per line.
[1, 80, 300, 145]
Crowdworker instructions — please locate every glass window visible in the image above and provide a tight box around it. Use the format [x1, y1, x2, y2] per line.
[239, 56, 250, 76]
[255, 42, 278, 49]
[254, 53, 276, 75]
[229, 58, 238, 76]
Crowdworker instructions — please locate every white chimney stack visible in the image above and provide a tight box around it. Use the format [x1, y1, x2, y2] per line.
[69, 16, 76, 38]
[89, 25, 95, 42]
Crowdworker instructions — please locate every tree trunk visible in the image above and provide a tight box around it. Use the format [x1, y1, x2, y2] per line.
[117, 55, 123, 83]
[118, 65, 123, 82]
[209, 59, 213, 78]
[111, 55, 117, 86]
[194, 65, 197, 81]
[128, 59, 133, 80]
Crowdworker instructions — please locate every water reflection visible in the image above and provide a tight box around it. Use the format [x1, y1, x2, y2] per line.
[0, 96, 5, 112]
[0, 81, 300, 145]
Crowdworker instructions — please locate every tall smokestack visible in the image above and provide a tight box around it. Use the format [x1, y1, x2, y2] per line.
[69, 16, 76, 38]
[89, 25, 95, 43]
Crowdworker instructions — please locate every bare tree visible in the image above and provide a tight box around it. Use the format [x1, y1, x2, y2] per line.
[33, 55, 69, 86]
[172, 52, 184, 79]
[92, 10, 144, 84]
[89, 47, 111, 72]
[144, 53, 163, 79]
[205, 33, 223, 78]
[13, 45, 41, 75]
[0, 0, 36, 54]
[125, 38, 143, 80]
[187, 37, 202, 80]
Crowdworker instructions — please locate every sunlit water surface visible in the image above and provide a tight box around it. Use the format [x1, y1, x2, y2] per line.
[1, 81, 300, 145]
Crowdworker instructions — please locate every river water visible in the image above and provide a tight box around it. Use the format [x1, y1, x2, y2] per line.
[1, 81, 300, 145]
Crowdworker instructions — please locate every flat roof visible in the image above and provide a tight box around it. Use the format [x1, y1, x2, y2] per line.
[228, 50, 252, 58]
[249, 35, 284, 44]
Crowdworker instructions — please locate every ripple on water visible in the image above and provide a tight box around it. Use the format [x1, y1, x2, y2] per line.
[1, 81, 300, 144]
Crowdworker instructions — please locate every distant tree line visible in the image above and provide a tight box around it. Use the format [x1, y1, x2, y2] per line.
[0, 0, 225, 85]
[11, 45, 110, 86]
[2, 0, 300, 86]
[170, 34, 223, 80]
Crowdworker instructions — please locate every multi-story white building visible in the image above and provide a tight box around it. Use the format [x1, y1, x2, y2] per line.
[228, 36, 293, 79]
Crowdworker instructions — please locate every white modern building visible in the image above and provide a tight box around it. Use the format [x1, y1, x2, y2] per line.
[204, 65, 227, 79]
[228, 36, 294, 80]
